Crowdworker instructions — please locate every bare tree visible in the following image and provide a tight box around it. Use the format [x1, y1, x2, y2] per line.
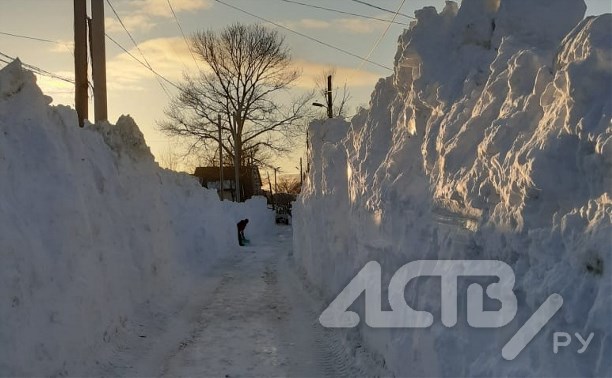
[159, 23, 312, 201]
[158, 145, 182, 171]
[314, 68, 351, 119]
[276, 177, 301, 194]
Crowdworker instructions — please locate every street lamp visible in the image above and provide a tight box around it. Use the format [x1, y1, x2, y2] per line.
[312, 75, 333, 118]
[312, 101, 332, 119]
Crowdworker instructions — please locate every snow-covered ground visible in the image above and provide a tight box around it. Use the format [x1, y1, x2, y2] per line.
[294, 0, 611, 377]
[106, 226, 390, 377]
[0, 59, 274, 376]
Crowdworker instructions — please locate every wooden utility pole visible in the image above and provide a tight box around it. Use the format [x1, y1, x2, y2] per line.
[306, 130, 310, 174]
[267, 172, 274, 210]
[90, 0, 107, 122]
[218, 114, 224, 201]
[232, 112, 241, 202]
[273, 167, 280, 193]
[326, 74, 333, 119]
[74, 0, 88, 127]
[300, 157, 303, 187]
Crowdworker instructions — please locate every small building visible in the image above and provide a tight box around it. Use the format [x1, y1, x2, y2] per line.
[193, 165, 263, 201]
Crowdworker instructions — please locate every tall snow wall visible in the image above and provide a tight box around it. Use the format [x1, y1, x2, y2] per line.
[294, 0, 611, 376]
[0, 60, 272, 375]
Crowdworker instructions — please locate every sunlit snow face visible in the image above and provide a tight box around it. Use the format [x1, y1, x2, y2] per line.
[372, 210, 382, 226]
[401, 111, 417, 137]
[486, 0, 501, 13]
[346, 163, 352, 182]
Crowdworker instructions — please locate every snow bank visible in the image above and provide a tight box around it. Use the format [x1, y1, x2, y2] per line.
[294, 1, 611, 376]
[0, 59, 271, 376]
[222, 195, 276, 242]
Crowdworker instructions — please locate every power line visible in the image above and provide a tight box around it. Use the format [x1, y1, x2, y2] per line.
[104, 33, 180, 90]
[214, 0, 392, 71]
[0, 28, 179, 100]
[278, 0, 409, 26]
[106, 0, 172, 97]
[166, 0, 202, 71]
[357, 0, 406, 71]
[350, 0, 415, 20]
[0, 32, 92, 88]
[0, 51, 75, 85]
[0, 25, 180, 91]
[0, 31, 74, 57]
[0, 24, 178, 93]
[0, 31, 66, 46]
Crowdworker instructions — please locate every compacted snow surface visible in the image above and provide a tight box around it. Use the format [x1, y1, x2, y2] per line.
[126, 227, 389, 377]
[294, 0, 611, 377]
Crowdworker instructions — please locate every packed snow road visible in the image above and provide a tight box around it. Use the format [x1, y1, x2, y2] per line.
[100, 225, 388, 377]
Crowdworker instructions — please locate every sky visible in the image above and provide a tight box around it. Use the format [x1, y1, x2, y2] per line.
[1, 0, 610, 178]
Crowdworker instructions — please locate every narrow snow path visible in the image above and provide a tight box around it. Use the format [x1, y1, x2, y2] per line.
[110, 225, 389, 377]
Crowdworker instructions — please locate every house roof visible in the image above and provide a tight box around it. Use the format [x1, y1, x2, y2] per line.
[193, 166, 260, 182]
[194, 166, 236, 181]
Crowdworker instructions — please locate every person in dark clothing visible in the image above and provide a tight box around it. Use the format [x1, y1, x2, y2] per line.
[237, 218, 249, 246]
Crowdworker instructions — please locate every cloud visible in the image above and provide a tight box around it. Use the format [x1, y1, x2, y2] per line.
[291, 59, 381, 89]
[34, 72, 75, 106]
[48, 40, 75, 54]
[106, 37, 205, 91]
[335, 18, 385, 34]
[104, 38, 379, 95]
[135, 0, 211, 17]
[277, 19, 330, 30]
[35, 71, 74, 91]
[100, 35, 380, 114]
[105, 14, 155, 34]
[105, 0, 211, 34]
[278, 17, 386, 34]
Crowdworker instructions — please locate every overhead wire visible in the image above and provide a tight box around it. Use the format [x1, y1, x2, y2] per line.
[104, 33, 180, 90]
[0, 31, 70, 47]
[0, 51, 75, 85]
[0, 31, 91, 92]
[105, 0, 172, 97]
[0, 27, 179, 95]
[214, 0, 392, 71]
[0, 30, 75, 60]
[350, 0, 415, 20]
[357, 0, 407, 71]
[2, 1, 399, 98]
[278, 0, 409, 26]
[166, 0, 202, 72]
